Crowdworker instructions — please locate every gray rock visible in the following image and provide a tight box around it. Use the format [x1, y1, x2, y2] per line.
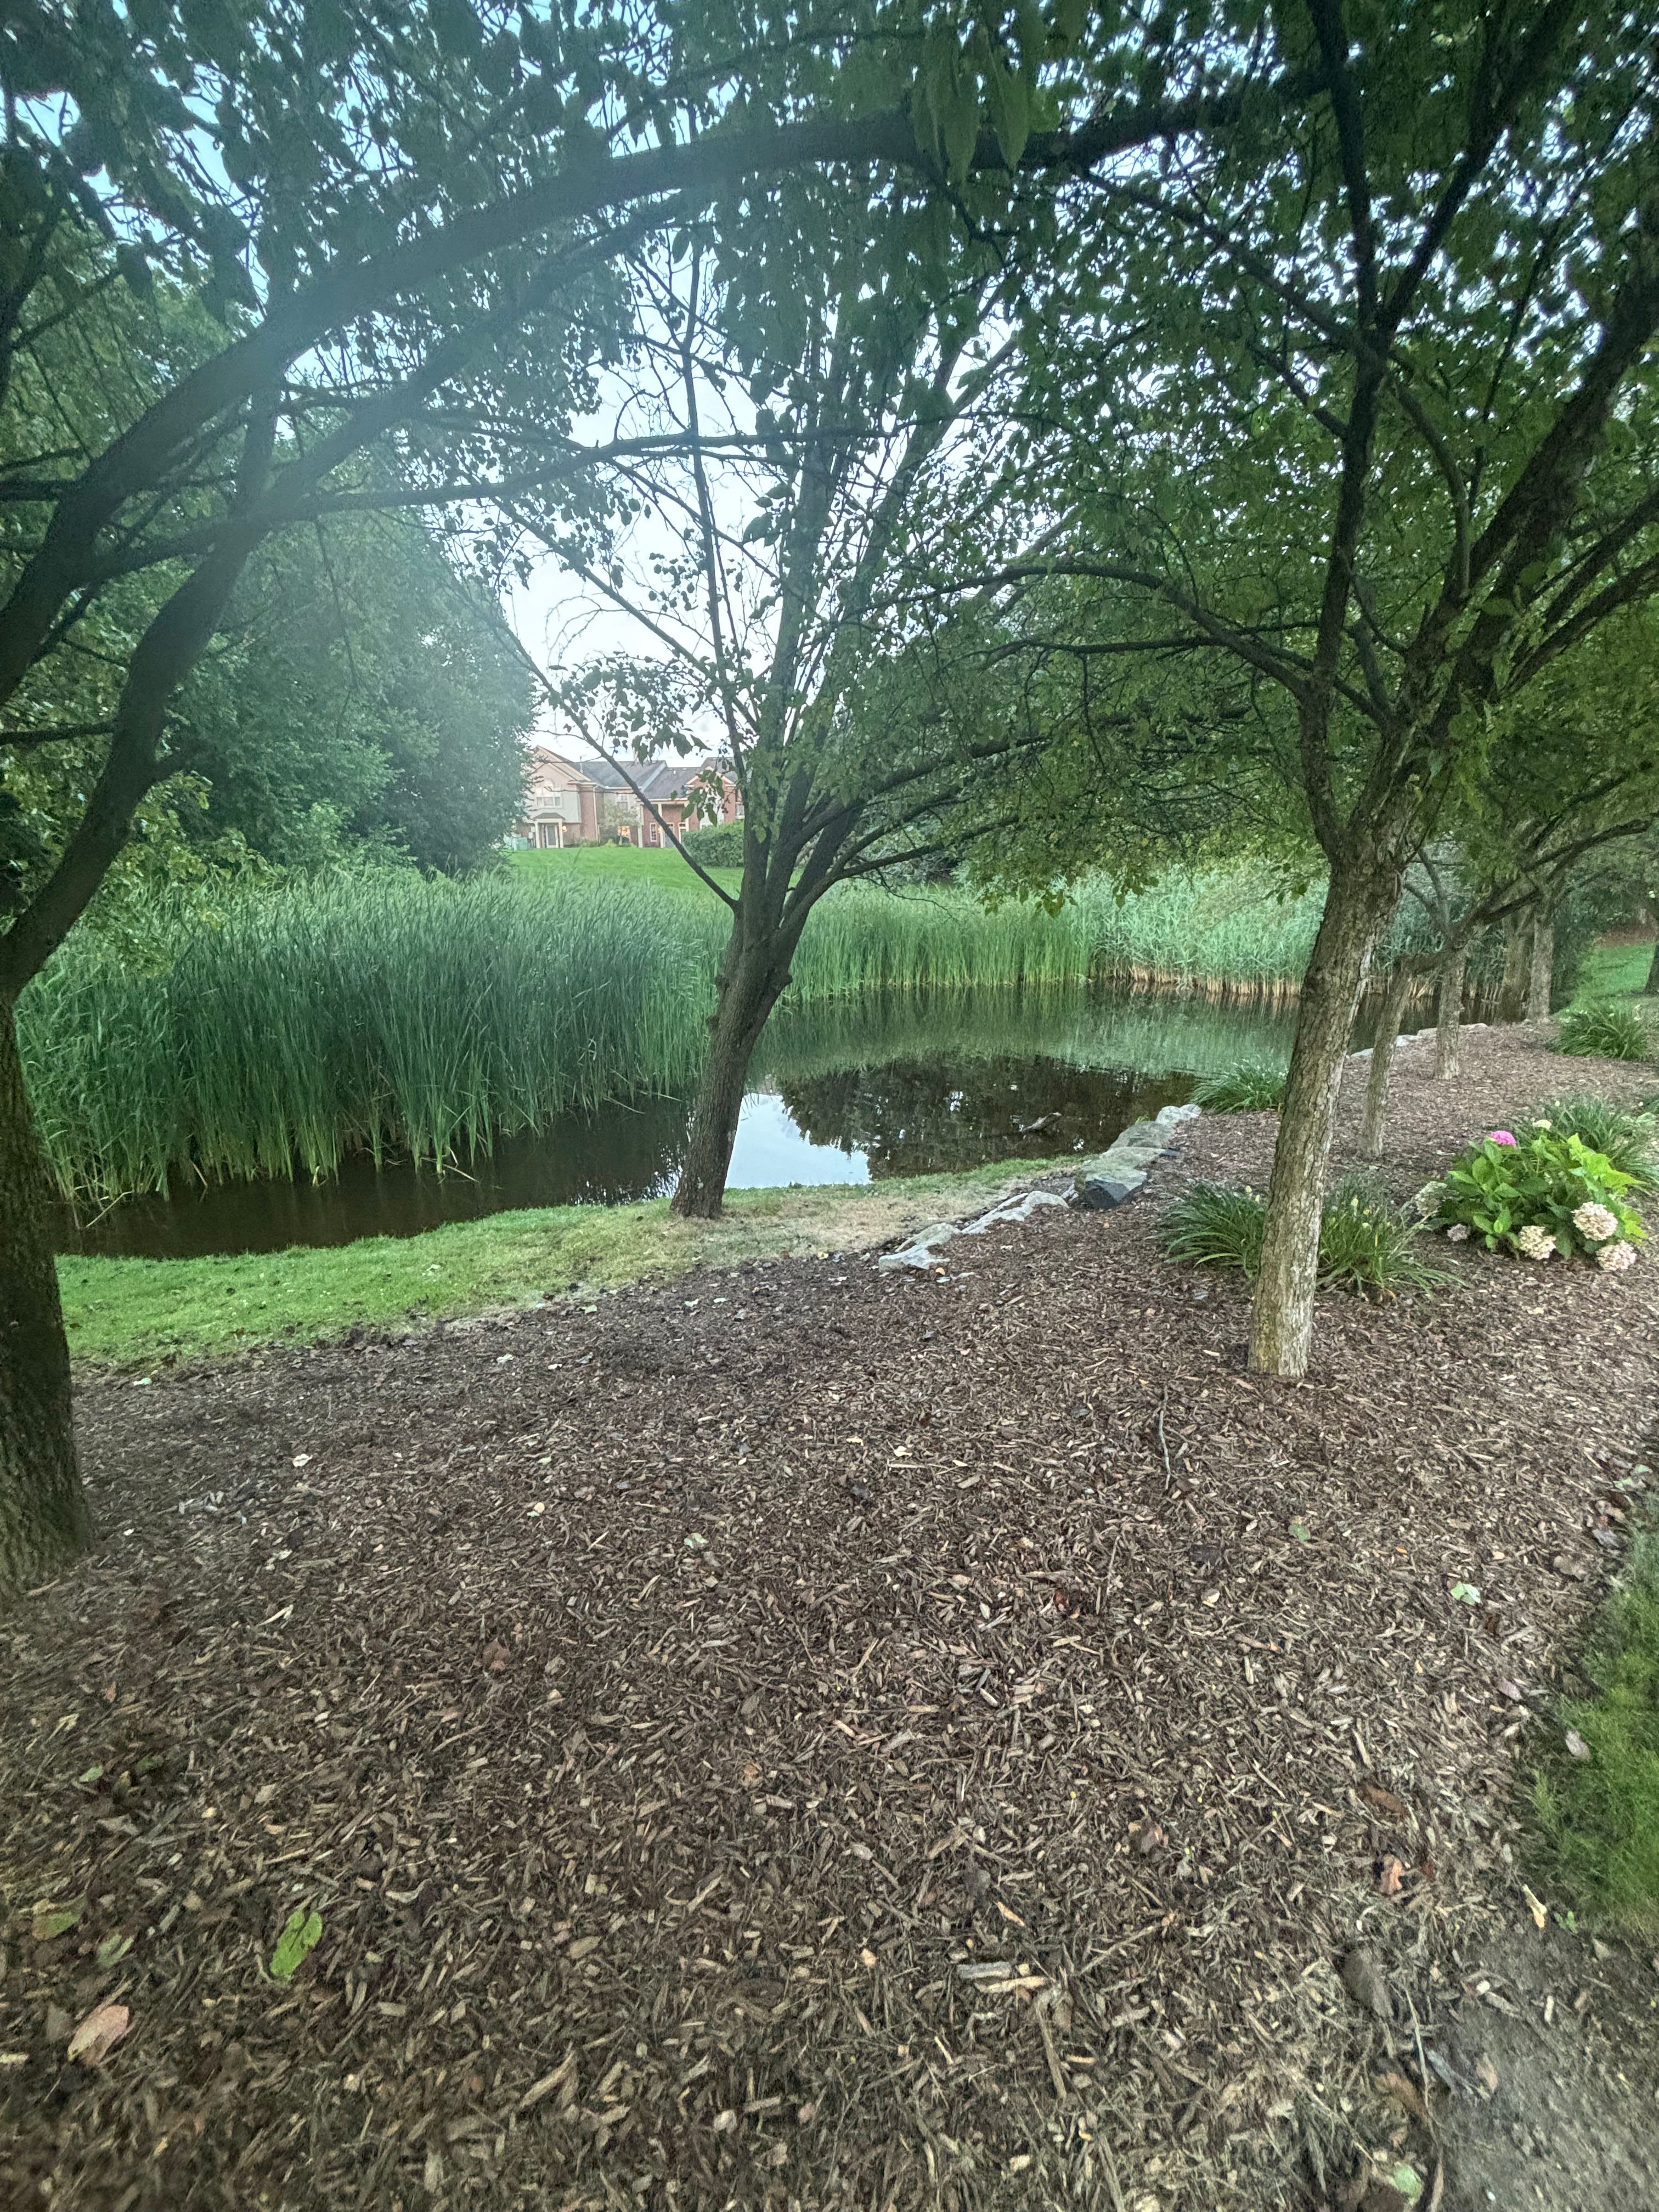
[876, 1222, 960, 1272]
[1077, 1171, 1146, 1210]
[965, 1189, 1067, 1233]
[1155, 1102, 1201, 1126]
[875, 1188, 1067, 1272]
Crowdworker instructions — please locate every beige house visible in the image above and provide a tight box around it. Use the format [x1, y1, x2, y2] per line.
[511, 750, 602, 848]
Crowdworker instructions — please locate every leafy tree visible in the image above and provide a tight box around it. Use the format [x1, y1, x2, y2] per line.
[0, 0, 1263, 1587]
[963, 0, 1659, 1374]
[188, 517, 535, 873]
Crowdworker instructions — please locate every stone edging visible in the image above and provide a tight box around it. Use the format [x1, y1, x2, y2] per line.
[876, 1102, 1201, 1272]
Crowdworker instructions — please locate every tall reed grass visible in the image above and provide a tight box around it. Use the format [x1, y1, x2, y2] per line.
[23, 864, 1323, 1204]
[23, 873, 717, 1206]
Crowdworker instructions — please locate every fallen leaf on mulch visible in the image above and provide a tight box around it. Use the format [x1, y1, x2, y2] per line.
[66, 2004, 129, 2065]
[30, 1899, 83, 1942]
[1359, 1780, 1410, 1823]
[269, 1905, 323, 1983]
[1521, 1884, 1549, 1931]
[482, 1639, 511, 1673]
[1378, 1855, 1406, 1897]
[1564, 1728, 1591, 1760]
[1341, 1946, 1393, 2021]
[1375, 2069, 1430, 2125]
[1475, 2055, 1500, 2097]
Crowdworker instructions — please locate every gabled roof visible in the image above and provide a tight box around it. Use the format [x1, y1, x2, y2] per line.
[584, 758, 713, 803]
[524, 747, 600, 792]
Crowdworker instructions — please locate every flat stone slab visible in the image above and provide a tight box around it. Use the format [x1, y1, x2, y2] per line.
[876, 1188, 1067, 1271]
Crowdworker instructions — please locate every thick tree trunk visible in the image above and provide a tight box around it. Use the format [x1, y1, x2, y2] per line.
[1645, 929, 1658, 996]
[1435, 941, 1469, 1078]
[1359, 962, 1414, 1158]
[1249, 859, 1397, 1379]
[1526, 917, 1555, 1020]
[0, 998, 88, 1595]
[1498, 912, 1532, 1022]
[672, 918, 793, 1220]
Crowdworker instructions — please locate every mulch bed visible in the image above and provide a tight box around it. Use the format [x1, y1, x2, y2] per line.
[3, 1025, 1656, 2212]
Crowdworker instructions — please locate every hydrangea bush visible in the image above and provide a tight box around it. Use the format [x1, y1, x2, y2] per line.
[1417, 1124, 1645, 1268]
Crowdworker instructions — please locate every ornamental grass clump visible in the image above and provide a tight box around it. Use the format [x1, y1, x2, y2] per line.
[1429, 1124, 1645, 1267]
[1537, 1096, 1659, 1192]
[1556, 998, 1654, 1062]
[1193, 1060, 1287, 1112]
[1159, 1170, 1440, 1296]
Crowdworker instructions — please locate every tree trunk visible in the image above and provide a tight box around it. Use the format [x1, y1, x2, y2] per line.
[1498, 912, 1532, 1022]
[0, 997, 88, 1595]
[1249, 859, 1397, 1379]
[1359, 962, 1414, 1158]
[672, 918, 793, 1219]
[1645, 929, 1658, 996]
[1435, 941, 1469, 1078]
[1526, 916, 1555, 1020]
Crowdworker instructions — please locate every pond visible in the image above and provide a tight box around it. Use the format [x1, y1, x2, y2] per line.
[62, 982, 1309, 1261]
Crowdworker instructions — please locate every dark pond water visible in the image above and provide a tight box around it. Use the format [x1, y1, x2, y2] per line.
[64, 983, 1308, 1261]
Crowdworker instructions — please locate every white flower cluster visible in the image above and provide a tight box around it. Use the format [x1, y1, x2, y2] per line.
[1413, 1182, 1444, 1220]
[1445, 1222, 1471, 1243]
[1572, 1201, 1620, 1244]
[1598, 1240, 1638, 1274]
[1515, 1224, 1556, 1260]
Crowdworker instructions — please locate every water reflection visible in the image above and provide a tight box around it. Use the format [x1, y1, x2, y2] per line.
[63, 981, 1301, 1261]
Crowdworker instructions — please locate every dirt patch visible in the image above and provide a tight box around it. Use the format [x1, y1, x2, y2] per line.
[1429, 1916, 1659, 2211]
[3, 1024, 1657, 2211]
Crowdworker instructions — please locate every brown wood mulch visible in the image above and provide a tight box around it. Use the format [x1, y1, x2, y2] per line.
[3, 1025, 1657, 2212]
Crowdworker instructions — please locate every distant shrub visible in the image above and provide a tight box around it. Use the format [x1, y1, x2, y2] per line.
[1160, 1170, 1442, 1295]
[679, 820, 745, 868]
[1193, 1060, 1286, 1112]
[1556, 1000, 1653, 1062]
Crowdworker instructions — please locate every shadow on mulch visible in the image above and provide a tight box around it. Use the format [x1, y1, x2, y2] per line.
[3, 1027, 1658, 2211]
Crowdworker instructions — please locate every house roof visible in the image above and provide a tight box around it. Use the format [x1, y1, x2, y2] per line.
[524, 748, 600, 792]
[584, 759, 718, 803]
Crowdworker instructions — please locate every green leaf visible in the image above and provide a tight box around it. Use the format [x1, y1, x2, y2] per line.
[985, 61, 1031, 170]
[925, 47, 980, 185]
[96, 1932, 134, 1967]
[1451, 1583, 1481, 1604]
[32, 1899, 85, 1942]
[269, 1905, 323, 1984]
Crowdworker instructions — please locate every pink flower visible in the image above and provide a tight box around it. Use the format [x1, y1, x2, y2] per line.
[1488, 1130, 1518, 1146]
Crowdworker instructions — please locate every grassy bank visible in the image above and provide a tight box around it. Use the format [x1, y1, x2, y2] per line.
[27, 862, 1321, 1206]
[58, 1159, 1043, 1368]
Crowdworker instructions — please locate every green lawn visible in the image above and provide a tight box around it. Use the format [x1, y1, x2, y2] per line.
[1529, 1521, 1659, 1936]
[1575, 938, 1656, 1001]
[58, 1159, 1044, 1369]
[505, 843, 741, 899]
